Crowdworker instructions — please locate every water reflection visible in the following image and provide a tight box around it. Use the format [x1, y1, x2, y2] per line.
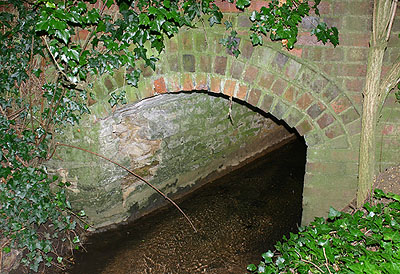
[69, 139, 306, 274]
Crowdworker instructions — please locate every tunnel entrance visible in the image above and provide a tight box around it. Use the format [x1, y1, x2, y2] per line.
[69, 137, 306, 274]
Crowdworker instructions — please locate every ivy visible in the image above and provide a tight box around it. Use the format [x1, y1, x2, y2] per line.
[247, 189, 400, 274]
[247, 0, 339, 49]
[0, 0, 339, 271]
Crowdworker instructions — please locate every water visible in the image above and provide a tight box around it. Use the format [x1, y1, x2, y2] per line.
[69, 139, 306, 274]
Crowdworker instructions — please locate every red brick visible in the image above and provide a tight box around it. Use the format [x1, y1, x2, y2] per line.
[296, 119, 314, 135]
[214, 56, 228, 75]
[258, 71, 275, 89]
[182, 74, 194, 91]
[223, 79, 237, 97]
[210, 77, 222, 93]
[317, 1, 331, 14]
[337, 64, 367, 77]
[382, 125, 394, 135]
[325, 123, 345, 139]
[296, 93, 313, 110]
[340, 33, 370, 47]
[166, 75, 181, 92]
[154, 78, 167, 93]
[345, 78, 365, 92]
[317, 113, 335, 129]
[237, 84, 248, 100]
[283, 86, 297, 102]
[248, 0, 269, 11]
[247, 88, 262, 106]
[287, 48, 303, 58]
[195, 74, 208, 90]
[307, 102, 326, 119]
[346, 48, 368, 62]
[324, 48, 344, 62]
[215, 0, 241, 12]
[240, 40, 254, 59]
[331, 96, 352, 114]
[297, 32, 324, 46]
[271, 78, 288, 96]
[243, 65, 259, 83]
[260, 94, 274, 113]
[200, 55, 212, 73]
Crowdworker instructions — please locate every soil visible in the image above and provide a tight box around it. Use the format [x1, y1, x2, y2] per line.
[342, 164, 400, 212]
[373, 164, 400, 196]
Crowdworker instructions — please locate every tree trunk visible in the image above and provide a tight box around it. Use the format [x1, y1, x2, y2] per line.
[357, 0, 397, 207]
[357, 45, 386, 207]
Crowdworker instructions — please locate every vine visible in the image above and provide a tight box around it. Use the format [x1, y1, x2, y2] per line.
[0, 0, 338, 271]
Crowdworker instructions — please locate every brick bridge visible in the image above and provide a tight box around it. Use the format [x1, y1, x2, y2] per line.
[53, 1, 400, 228]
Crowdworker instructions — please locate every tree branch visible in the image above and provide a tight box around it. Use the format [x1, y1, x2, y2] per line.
[378, 55, 400, 111]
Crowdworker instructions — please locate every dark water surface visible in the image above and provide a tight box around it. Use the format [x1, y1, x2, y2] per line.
[69, 139, 306, 274]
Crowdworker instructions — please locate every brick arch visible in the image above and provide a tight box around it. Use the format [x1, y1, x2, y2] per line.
[89, 31, 361, 224]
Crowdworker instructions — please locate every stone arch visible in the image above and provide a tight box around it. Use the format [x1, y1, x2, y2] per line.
[62, 27, 362, 227]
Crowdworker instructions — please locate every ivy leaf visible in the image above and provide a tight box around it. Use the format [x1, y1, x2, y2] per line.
[55, 29, 70, 44]
[328, 207, 341, 220]
[247, 264, 257, 271]
[236, 0, 250, 10]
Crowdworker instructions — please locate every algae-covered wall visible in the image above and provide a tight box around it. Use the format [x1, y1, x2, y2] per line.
[49, 92, 294, 228]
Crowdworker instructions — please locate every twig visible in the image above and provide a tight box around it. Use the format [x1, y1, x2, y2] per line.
[42, 36, 72, 83]
[54, 142, 198, 232]
[385, 0, 397, 41]
[295, 250, 325, 273]
[323, 247, 333, 274]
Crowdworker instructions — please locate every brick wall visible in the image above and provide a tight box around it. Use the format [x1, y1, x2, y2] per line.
[74, 0, 400, 224]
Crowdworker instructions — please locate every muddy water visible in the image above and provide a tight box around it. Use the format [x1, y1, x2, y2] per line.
[69, 139, 306, 274]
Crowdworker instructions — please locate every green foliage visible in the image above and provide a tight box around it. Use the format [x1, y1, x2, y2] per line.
[248, 0, 338, 49]
[0, 0, 339, 271]
[247, 189, 400, 274]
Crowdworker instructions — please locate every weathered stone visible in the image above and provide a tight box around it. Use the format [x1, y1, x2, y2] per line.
[50, 93, 294, 228]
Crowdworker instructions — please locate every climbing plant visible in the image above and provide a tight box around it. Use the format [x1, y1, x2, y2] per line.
[247, 189, 400, 274]
[0, 0, 338, 272]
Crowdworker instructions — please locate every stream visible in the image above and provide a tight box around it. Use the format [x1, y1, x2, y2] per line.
[68, 138, 306, 274]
